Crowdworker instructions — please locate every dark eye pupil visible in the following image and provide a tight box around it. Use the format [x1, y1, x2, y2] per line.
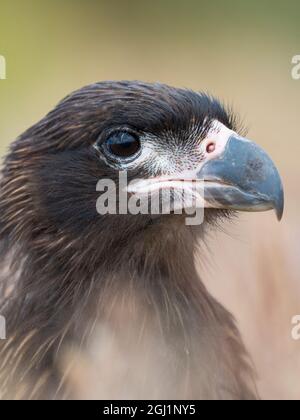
[106, 132, 140, 158]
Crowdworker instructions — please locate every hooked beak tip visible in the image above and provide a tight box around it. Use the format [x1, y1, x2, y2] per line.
[274, 187, 284, 221]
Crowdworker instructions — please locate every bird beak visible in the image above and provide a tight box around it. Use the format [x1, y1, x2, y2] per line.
[197, 133, 284, 220]
[127, 121, 284, 221]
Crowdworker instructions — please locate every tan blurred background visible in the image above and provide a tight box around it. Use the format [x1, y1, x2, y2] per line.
[0, 0, 299, 399]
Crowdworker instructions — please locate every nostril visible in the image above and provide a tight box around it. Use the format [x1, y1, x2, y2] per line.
[206, 142, 216, 154]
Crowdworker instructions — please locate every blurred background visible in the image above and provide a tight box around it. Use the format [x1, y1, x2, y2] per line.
[0, 0, 299, 399]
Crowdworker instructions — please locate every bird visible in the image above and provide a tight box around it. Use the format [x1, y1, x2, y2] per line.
[0, 81, 284, 400]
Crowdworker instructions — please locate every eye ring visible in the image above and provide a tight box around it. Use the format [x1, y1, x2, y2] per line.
[99, 130, 142, 162]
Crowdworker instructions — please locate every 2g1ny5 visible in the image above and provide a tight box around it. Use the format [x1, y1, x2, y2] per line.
[147, 404, 196, 416]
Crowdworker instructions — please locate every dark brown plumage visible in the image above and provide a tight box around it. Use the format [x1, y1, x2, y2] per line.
[0, 81, 283, 399]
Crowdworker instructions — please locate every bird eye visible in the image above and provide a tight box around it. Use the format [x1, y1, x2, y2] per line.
[104, 131, 141, 160]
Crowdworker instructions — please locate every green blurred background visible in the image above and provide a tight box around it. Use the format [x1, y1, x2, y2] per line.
[0, 0, 299, 399]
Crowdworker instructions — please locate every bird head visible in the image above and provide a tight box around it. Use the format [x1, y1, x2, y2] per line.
[0, 81, 284, 268]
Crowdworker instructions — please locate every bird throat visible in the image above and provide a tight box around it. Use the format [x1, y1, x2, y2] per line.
[0, 222, 257, 399]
